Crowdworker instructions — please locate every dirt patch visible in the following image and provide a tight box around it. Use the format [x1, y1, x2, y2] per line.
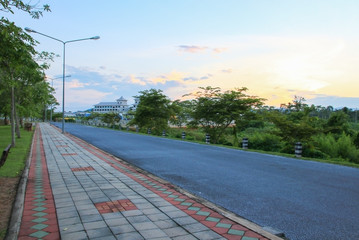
[0, 177, 20, 240]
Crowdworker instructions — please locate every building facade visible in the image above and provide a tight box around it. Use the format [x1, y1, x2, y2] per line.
[93, 97, 139, 114]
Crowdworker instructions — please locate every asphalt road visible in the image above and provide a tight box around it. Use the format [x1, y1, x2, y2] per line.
[53, 123, 359, 240]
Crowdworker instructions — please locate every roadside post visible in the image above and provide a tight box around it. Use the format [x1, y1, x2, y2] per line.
[182, 131, 186, 140]
[205, 134, 210, 144]
[295, 142, 302, 157]
[242, 137, 249, 149]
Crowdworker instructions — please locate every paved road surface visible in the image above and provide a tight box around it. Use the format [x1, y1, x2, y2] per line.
[54, 123, 359, 240]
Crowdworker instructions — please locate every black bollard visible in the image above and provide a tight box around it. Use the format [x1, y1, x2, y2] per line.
[205, 133, 210, 144]
[295, 142, 302, 157]
[242, 137, 249, 149]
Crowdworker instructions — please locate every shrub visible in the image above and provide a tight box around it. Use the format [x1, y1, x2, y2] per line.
[313, 133, 359, 163]
[249, 132, 282, 152]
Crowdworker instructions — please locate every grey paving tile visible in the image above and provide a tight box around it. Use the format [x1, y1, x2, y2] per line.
[84, 220, 107, 230]
[77, 206, 98, 214]
[122, 210, 143, 217]
[102, 212, 123, 220]
[153, 220, 179, 229]
[92, 236, 117, 240]
[105, 217, 129, 227]
[147, 213, 171, 222]
[166, 210, 188, 218]
[116, 232, 144, 240]
[80, 213, 103, 223]
[162, 226, 189, 237]
[172, 235, 198, 240]
[127, 215, 151, 224]
[87, 227, 113, 238]
[182, 222, 210, 233]
[59, 223, 85, 233]
[58, 216, 81, 227]
[57, 210, 80, 219]
[61, 230, 88, 240]
[193, 230, 223, 240]
[158, 205, 179, 212]
[138, 229, 167, 239]
[142, 208, 162, 215]
[173, 216, 198, 225]
[110, 224, 136, 234]
[132, 222, 158, 231]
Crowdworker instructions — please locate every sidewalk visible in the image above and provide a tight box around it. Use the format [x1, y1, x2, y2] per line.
[11, 123, 280, 240]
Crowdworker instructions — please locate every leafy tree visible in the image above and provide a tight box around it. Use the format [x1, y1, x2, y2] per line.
[1, 0, 50, 19]
[169, 100, 193, 128]
[187, 86, 264, 144]
[0, 19, 53, 146]
[325, 111, 350, 135]
[130, 89, 172, 134]
[101, 112, 121, 126]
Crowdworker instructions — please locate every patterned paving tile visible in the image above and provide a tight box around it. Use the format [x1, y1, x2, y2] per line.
[18, 125, 60, 240]
[95, 199, 138, 214]
[71, 166, 95, 172]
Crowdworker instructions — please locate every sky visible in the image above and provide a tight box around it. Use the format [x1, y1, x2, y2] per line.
[4, 0, 359, 112]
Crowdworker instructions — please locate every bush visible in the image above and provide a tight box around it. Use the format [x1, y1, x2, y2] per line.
[248, 132, 282, 152]
[313, 133, 359, 163]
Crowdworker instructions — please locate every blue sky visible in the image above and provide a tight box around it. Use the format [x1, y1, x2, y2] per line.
[5, 0, 359, 111]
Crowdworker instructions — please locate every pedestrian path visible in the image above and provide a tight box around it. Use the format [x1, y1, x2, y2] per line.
[16, 123, 279, 240]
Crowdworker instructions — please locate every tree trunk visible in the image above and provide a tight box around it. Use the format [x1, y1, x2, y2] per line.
[232, 126, 238, 147]
[15, 104, 21, 138]
[11, 85, 15, 147]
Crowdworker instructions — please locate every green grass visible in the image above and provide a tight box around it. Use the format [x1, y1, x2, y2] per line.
[0, 125, 34, 177]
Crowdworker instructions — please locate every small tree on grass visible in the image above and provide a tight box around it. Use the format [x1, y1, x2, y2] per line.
[130, 89, 172, 134]
[187, 86, 264, 144]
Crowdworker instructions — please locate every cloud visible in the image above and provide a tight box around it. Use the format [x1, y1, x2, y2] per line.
[306, 95, 359, 108]
[67, 79, 89, 88]
[212, 48, 227, 53]
[221, 69, 232, 73]
[125, 75, 147, 86]
[177, 45, 227, 54]
[178, 45, 208, 53]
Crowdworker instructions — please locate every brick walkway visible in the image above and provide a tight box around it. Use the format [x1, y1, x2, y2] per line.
[16, 123, 280, 240]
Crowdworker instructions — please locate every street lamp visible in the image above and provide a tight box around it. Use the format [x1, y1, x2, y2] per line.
[45, 75, 71, 123]
[25, 27, 100, 133]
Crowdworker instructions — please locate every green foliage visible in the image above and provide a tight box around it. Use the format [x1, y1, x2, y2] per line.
[187, 86, 264, 144]
[325, 111, 350, 135]
[169, 100, 193, 128]
[101, 112, 120, 126]
[248, 132, 282, 152]
[313, 133, 359, 163]
[0, 0, 51, 19]
[130, 89, 172, 135]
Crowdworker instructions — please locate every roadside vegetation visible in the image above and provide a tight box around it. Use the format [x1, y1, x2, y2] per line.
[79, 88, 359, 167]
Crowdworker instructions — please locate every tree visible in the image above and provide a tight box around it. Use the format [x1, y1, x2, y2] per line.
[188, 86, 264, 144]
[0, 19, 52, 146]
[325, 111, 350, 135]
[101, 112, 121, 126]
[1, 0, 50, 19]
[169, 100, 193, 128]
[129, 89, 172, 134]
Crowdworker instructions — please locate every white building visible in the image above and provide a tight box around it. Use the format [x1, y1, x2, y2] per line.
[93, 96, 139, 114]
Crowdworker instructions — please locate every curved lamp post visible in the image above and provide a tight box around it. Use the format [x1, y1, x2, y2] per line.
[25, 27, 100, 133]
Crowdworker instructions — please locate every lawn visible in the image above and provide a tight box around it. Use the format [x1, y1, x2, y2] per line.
[0, 125, 34, 177]
[0, 125, 34, 239]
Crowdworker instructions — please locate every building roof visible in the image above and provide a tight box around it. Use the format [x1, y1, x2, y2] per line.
[94, 102, 117, 106]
